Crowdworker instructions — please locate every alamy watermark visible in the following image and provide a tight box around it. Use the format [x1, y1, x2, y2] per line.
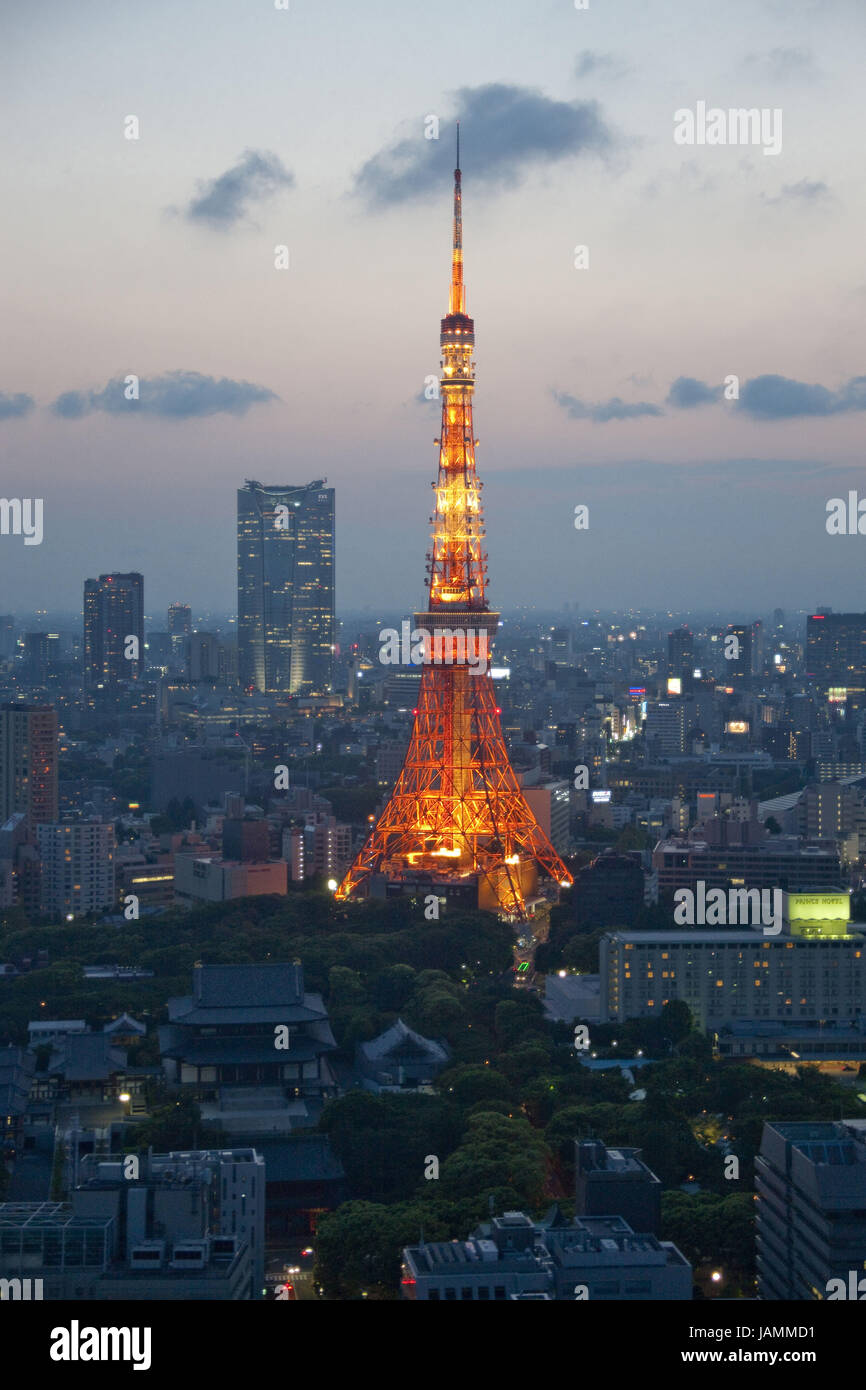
[674, 881, 782, 935]
[0, 498, 42, 545]
[379, 620, 488, 675]
[674, 102, 782, 156]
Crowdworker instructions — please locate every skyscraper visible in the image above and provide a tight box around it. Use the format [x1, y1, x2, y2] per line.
[167, 603, 191, 637]
[667, 626, 693, 687]
[237, 480, 335, 696]
[0, 703, 59, 835]
[83, 573, 144, 687]
[724, 622, 753, 685]
[167, 602, 191, 670]
[806, 612, 866, 705]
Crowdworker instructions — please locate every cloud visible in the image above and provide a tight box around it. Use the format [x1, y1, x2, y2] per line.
[0, 392, 36, 420]
[643, 159, 717, 200]
[744, 46, 818, 80]
[575, 51, 629, 81]
[184, 149, 294, 228]
[51, 371, 278, 420]
[554, 390, 662, 423]
[736, 374, 866, 420]
[355, 83, 615, 206]
[761, 178, 830, 205]
[666, 377, 723, 408]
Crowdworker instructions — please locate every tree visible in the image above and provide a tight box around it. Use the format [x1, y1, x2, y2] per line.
[437, 1063, 512, 1109]
[129, 1093, 218, 1150]
[438, 1112, 549, 1208]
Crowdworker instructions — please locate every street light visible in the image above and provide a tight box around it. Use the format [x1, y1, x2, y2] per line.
[327, 879, 338, 892]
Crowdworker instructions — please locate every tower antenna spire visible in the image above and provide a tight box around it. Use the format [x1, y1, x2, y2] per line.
[450, 123, 464, 315]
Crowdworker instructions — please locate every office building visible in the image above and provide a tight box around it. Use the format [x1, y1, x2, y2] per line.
[724, 622, 755, 686]
[173, 854, 286, 906]
[150, 747, 248, 814]
[653, 837, 840, 895]
[600, 928, 866, 1028]
[237, 479, 335, 696]
[756, 1120, 866, 1300]
[574, 852, 645, 929]
[667, 626, 694, 687]
[644, 701, 686, 756]
[283, 814, 352, 884]
[222, 817, 270, 863]
[401, 1210, 691, 1301]
[83, 573, 144, 686]
[0, 1188, 253, 1301]
[75, 1147, 265, 1296]
[188, 631, 221, 681]
[167, 602, 191, 671]
[575, 1140, 661, 1235]
[806, 613, 866, 706]
[0, 703, 58, 834]
[37, 821, 115, 918]
[521, 780, 571, 855]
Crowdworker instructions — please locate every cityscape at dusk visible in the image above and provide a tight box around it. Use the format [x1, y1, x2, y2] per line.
[2, 0, 866, 1358]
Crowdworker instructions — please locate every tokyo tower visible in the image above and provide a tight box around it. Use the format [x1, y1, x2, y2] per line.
[337, 132, 573, 919]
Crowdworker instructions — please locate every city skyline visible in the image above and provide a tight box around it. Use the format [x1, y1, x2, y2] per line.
[2, 0, 866, 613]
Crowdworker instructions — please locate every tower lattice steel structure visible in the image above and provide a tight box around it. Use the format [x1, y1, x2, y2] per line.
[337, 136, 573, 919]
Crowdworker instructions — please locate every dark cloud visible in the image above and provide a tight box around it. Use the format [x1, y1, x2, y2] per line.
[51, 371, 278, 420]
[556, 372, 866, 422]
[0, 392, 36, 420]
[185, 149, 294, 228]
[554, 390, 662, 423]
[737, 374, 866, 419]
[761, 178, 830, 205]
[666, 377, 723, 408]
[355, 83, 614, 206]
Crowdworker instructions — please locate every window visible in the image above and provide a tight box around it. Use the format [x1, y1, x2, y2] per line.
[494, 1286, 507, 1301]
[444, 1288, 457, 1301]
[477, 1287, 490, 1300]
[461, 1287, 473, 1300]
[428, 1289, 440, 1301]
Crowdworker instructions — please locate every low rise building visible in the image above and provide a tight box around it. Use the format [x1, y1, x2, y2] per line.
[402, 1210, 691, 1301]
[173, 854, 287, 906]
[356, 1019, 449, 1092]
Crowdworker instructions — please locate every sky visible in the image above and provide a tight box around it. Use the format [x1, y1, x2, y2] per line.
[1, 0, 865, 618]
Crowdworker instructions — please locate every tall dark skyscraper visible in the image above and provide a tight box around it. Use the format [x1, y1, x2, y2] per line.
[167, 602, 191, 671]
[667, 626, 693, 689]
[0, 703, 59, 834]
[237, 480, 335, 696]
[725, 622, 753, 686]
[806, 612, 866, 706]
[83, 573, 145, 687]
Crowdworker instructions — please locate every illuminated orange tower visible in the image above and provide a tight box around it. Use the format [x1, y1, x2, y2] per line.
[337, 132, 572, 918]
